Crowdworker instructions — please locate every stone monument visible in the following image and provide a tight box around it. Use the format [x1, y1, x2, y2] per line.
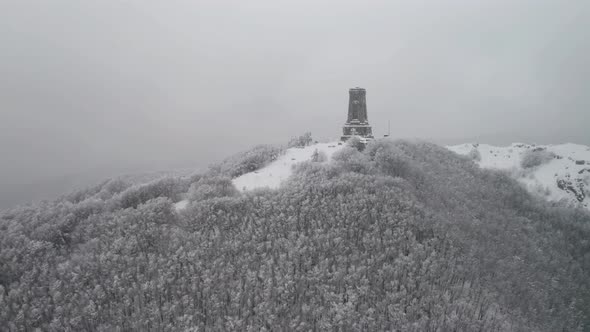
[341, 87, 374, 141]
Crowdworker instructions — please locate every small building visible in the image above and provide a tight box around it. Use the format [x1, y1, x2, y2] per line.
[341, 87, 374, 141]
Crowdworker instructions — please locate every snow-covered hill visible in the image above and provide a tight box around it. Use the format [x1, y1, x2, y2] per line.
[174, 140, 590, 212]
[233, 142, 345, 191]
[448, 143, 590, 210]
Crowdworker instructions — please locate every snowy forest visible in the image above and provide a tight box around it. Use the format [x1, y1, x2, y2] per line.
[1, 139, 589, 331]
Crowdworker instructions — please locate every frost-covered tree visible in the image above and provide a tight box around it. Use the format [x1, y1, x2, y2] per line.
[521, 148, 555, 168]
[287, 132, 313, 148]
[311, 148, 327, 162]
[346, 136, 365, 151]
[467, 147, 481, 161]
[210, 145, 282, 178]
[0, 139, 589, 331]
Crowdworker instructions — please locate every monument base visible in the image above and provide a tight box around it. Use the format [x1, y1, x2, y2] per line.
[341, 122, 374, 141]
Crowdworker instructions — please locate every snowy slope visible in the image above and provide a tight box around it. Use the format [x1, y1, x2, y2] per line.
[448, 143, 590, 210]
[172, 142, 345, 211]
[233, 142, 344, 191]
[174, 200, 188, 211]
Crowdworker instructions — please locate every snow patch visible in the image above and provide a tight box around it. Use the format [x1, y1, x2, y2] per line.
[174, 200, 188, 211]
[233, 142, 344, 191]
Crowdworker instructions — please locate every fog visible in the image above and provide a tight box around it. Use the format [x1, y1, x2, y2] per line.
[1, 0, 589, 208]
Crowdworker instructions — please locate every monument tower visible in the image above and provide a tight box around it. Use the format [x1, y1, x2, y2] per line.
[341, 87, 374, 141]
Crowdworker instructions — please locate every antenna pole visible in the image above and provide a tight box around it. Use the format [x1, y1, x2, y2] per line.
[388, 120, 391, 136]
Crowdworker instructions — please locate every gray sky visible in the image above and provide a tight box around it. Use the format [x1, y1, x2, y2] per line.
[1, 0, 589, 208]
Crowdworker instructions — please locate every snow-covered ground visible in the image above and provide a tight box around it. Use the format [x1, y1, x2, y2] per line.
[233, 142, 345, 192]
[172, 142, 345, 211]
[174, 199, 188, 211]
[448, 143, 590, 210]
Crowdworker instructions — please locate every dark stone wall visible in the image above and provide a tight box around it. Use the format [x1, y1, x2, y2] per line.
[347, 88, 368, 123]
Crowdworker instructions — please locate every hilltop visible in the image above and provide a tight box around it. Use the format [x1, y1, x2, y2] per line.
[1, 139, 589, 331]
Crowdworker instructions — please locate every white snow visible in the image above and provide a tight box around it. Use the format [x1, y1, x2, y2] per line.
[174, 199, 189, 211]
[448, 143, 590, 209]
[233, 142, 345, 191]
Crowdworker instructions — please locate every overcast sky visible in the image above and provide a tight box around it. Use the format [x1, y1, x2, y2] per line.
[1, 0, 589, 208]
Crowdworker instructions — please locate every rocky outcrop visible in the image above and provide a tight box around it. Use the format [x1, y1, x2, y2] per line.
[556, 178, 586, 202]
